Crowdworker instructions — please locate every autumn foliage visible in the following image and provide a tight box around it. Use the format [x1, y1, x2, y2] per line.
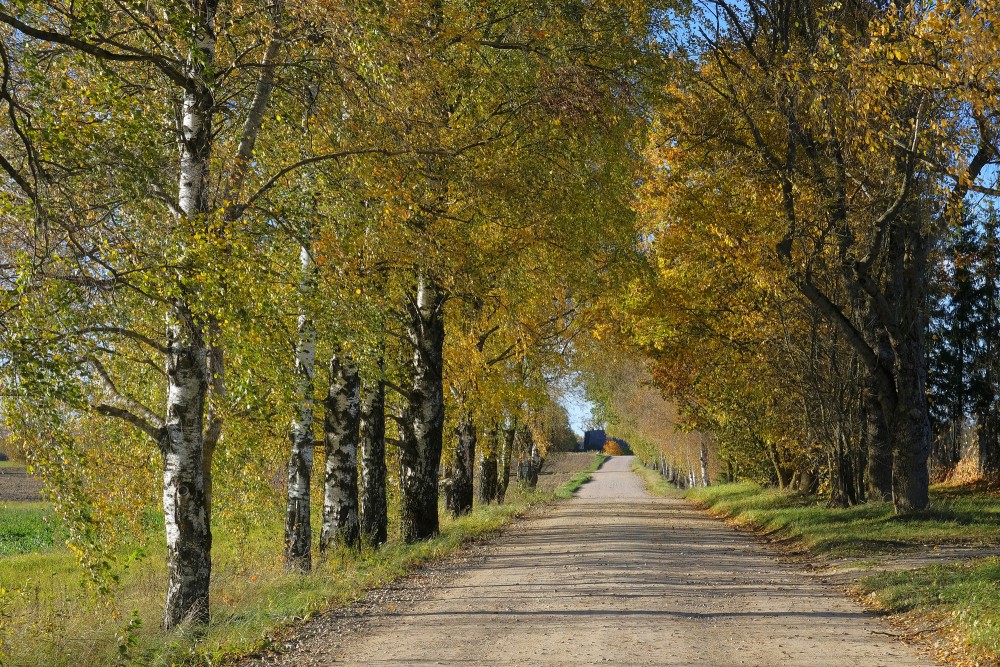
[603, 441, 624, 457]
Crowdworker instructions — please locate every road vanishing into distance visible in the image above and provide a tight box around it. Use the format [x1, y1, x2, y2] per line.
[250, 456, 933, 667]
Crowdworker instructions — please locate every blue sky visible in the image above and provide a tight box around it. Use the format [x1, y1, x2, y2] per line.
[560, 382, 595, 436]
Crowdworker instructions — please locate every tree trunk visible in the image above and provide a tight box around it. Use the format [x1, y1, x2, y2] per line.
[160, 17, 217, 626]
[496, 426, 513, 503]
[320, 355, 361, 551]
[889, 364, 931, 512]
[864, 381, 893, 502]
[515, 426, 541, 488]
[448, 412, 476, 517]
[798, 465, 817, 494]
[359, 372, 388, 548]
[828, 423, 858, 508]
[399, 275, 445, 542]
[699, 436, 710, 487]
[161, 307, 212, 629]
[886, 223, 932, 513]
[978, 406, 1000, 476]
[284, 245, 316, 570]
[478, 447, 498, 504]
[768, 444, 793, 489]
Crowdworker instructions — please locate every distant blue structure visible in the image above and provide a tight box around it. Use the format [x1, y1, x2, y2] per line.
[580, 429, 607, 451]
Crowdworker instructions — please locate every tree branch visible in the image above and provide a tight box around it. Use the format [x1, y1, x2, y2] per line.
[88, 355, 165, 438]
[0, 10, 191, 90]
[382, 379, 413, 402]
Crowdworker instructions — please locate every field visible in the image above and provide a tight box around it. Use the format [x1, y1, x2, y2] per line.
[0, 468, 44, 502]
[0, 503, 60, 556]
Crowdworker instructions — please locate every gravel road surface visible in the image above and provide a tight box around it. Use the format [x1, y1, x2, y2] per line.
[251, 456, 934, 666]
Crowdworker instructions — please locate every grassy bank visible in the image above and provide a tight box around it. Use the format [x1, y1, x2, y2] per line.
[0, 453, 605, 667]
[687, 482, 1000, 557]
[685, 481, 1000, 664]
[631, 462, 683, 498]
[858, 558, 1000, 662]
[554, 454, 609, 499]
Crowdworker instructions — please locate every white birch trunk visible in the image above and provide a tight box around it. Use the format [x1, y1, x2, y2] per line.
[162, 304, 212, 628]
[320, 354, 361, 551]
[399, 275, 446, 541]
[285, 245, 316, 570]
[447, 412, 476, 516]
[477, 429, 499, 505]
[161, 8, 217, 628]
[700, 436, 710, 487]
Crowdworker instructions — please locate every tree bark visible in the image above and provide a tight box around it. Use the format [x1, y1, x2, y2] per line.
[828, 423, 858, 507]
[161, 305, 212, 629]
[863, 381, 893, 501]
[515, 426, 541, 488]
[768, 443, 793, 489]
[448, 412, 476, 516]
[979, 410, 1000, 476]
[320, 354, 361, 551]
[359, 372, 388, 548]
[399, 275, 446, 542]
[161, 12, 217, 626]
[284, 245, 316, 570]
[478, 447, 499, 504]
[699, 436, 710, 487]
[885, 222, 932, 512]
[496, 426, 514, 503]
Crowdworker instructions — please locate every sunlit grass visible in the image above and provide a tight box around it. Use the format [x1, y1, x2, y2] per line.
[858, 559, 1000, 662]
[554, 454, 609, 499]
[0, 503, 60, 556]
[0, 455, 601, 667]
[632, 462, 683, 498]
[689, 482, 1000, 663]
[687, 482, 1000, 557]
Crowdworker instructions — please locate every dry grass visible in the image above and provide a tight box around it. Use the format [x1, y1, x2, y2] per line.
[0, 455, 605, 667]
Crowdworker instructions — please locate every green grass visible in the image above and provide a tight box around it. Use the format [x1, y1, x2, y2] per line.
[0, 500, 536, 667]
[857, 558, 1000, 661]
[0, 455, 603, 667]
[632, 462, 683, 498]
[687, 482, 1000, 557]
[0, 503, 60, 556]
[554, 454, 609, 499]
[689, 482, 1000, 663]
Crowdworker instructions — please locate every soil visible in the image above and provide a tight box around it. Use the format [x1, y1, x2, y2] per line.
[243, 456, 935, 666]
[0, 467, 44, 502]
[534, 451, 602, 493]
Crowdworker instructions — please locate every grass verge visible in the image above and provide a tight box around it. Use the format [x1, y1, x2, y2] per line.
[632, 462, 683, 498]
[687, 482, 1000, 557]
[688, 481, 1000, 664]
[0, 455, 604, 667]
[857, 558, 1000, 663]
[554, 454, 609, 499]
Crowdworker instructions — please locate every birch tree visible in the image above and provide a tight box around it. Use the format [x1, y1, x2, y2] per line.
[320, 354, 362, 551]
[0, 0, 337, 626]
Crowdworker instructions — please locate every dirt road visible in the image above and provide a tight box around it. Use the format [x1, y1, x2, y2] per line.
[256, 456, 933, 666]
